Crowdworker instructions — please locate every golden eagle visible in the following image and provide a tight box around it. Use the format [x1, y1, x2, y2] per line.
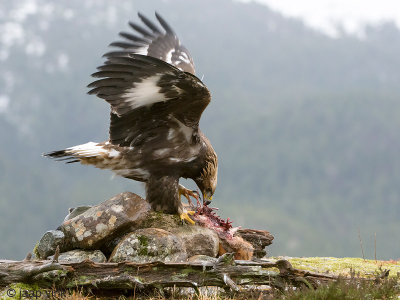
[45, 12, 218, 224]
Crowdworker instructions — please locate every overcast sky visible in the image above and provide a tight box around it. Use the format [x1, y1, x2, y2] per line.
[239, 0, 400, 37]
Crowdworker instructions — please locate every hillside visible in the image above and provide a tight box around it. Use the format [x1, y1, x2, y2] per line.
[0, 0, 400, 260]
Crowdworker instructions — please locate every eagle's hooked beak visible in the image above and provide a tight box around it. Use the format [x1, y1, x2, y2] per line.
[202, 191, 213, 206]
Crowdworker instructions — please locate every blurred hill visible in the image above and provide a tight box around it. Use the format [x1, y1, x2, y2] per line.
[0, 0, 399, 260]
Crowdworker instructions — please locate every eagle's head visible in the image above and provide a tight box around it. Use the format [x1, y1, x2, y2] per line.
[195, 149, 218, 204]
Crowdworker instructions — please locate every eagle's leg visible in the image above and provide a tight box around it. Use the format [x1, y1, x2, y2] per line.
[178, 184, 200, 207]
[146, 176, 195, 224]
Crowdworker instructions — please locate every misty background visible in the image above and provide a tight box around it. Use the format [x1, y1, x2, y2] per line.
[0, 0, 399, 260]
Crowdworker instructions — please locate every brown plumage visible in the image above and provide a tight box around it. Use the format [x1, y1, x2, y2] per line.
[44, 12, 218, 218]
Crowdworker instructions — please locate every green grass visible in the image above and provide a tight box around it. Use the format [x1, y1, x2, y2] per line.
[277, 257, 400, 278]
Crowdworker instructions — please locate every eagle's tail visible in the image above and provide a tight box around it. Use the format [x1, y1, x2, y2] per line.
[43, 142, 120, 165]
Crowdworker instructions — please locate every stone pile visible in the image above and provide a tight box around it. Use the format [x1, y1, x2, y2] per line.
[33, 192, 273, 264]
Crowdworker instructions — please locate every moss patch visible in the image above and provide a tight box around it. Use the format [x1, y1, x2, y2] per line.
[138, 234, 149, 247]
[32, 242, 40, 259]
[0, 283, 41, 300]
[136, 234, 150, 256]
[273, 256, 400, 278]
[139, 211, 180, 230]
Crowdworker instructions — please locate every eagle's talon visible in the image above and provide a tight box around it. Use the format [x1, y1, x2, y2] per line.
[178, 184, 200, 207]
[180, 211, 195, 225]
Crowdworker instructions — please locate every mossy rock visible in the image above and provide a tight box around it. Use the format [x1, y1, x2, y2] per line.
[109, 228, 187, 263]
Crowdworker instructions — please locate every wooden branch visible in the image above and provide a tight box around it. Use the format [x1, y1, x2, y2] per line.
[0, 255, 342, 292]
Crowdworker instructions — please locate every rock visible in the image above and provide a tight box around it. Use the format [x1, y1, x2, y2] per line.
[109, 228, 187, 263]
[102, 211, 220, 257]
[171, 226, 219, 258]
[63, 206, 92, 222]
[48, 249, 106, 263]
[60, 192, 151, 250]
[101, 210, 182, 255]
[35, 230, 65, 259]
[131, 209, 220, 258]
[236, 229, 274, 258]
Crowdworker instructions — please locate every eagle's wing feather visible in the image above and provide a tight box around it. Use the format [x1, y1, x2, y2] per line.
[88, 54, 210, 147]
[105, 12, 195, 75]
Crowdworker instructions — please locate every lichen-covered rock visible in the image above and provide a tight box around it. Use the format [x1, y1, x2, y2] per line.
[100, 211, 182, 255]
[171, 226, 219, 258]
[35, 230, 65, 259]
[48, 249, 106, 263]
[101, 211, 220, 257]
[60, 192, 151, 250]
[109, 228, 187, 263]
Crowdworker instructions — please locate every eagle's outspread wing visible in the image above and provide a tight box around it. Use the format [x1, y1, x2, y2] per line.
[105, 12, 195, 74]
[88, 53, 210, 148]
[45, 12, 218, 220]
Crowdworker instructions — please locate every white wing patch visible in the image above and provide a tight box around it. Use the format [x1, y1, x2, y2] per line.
[123, 74, 167, 109]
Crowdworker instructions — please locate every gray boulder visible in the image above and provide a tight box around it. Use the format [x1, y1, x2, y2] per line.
[109, 228, 187, 263]
[102, 210, 220, 259]
[171, 226, 219, 258]
[60, 192, 151, 250]
[34, 230, 65, 259]
[48, 249, 106, 263]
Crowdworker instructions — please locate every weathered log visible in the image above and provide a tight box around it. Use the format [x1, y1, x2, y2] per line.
[0, 254, 340, 292]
